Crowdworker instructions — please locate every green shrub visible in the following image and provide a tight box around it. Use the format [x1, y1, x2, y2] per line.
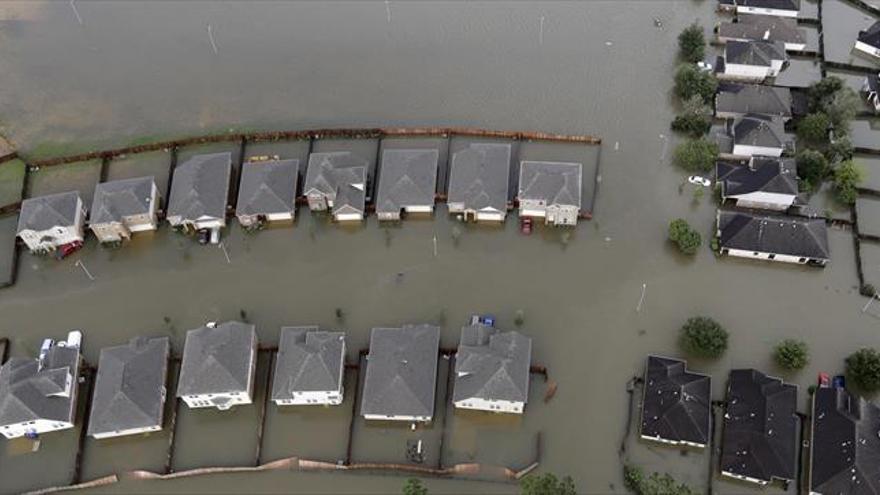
[807, 76, 860, 133]
[674, 63, 717, 103]
[678, 24, 706, 63]
[402, 478, 428, 495]
[673, 138, 718, 172]
[668, 219, 702, 255]
[520, 473, 576, 495]
[846, 348, 880, 392]
[671, 96, 712, 137]
[832, 160, 863, 205]
[679, 316, 728, 358]
[623, 464, 696, 495]
[774, 339, 809, 370]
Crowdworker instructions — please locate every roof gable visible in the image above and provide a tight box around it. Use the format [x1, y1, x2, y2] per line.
[518, 161, 583, 208]
[448, 143, 511, 211]
[718, 210, 829, 260]
[641, 356, 712, 446]
[176, 321, 256, 397]
[90, 176, 156, 225]
[453, 325, 531, 404]
[167, 152, 232, 222]
[236, 159, 299, 216]
[18, 191, 82, 233]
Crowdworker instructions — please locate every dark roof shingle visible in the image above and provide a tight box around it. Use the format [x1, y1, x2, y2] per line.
[641, 356, 712, 447]
[453, 325, 531, 405]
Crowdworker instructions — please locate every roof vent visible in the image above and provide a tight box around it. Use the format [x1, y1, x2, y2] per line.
[763, 29, 771, 40]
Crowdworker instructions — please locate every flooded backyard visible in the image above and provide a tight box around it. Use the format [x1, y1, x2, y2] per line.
[0, 1, 879, 494]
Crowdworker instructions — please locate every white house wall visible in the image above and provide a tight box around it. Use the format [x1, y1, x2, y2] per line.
[723, 247, 825, 265]
[723, 63, 772, 81]
[728, 191, 795, 210]
[454, 397, 524, 414]
[736, 6, 798, 17]
[854, 41, 880, 60]
[363, 413, 432, 422]
[731, 144, 783, 158]
[0, 419, 75, 439]
[91, 424, 162, 440]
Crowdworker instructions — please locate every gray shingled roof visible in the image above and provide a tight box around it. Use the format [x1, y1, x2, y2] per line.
[718, 209, 830, 260]
[723, 0, 800, 9]
[726, 40, 787, 66]
[716, 157, 797, 196]
[88, 337, 169, 437]
[376, 149, 439, 214]
[17, 191, 82, 233]
[641, 355, 712, 446]
[236, 159, 299, 217]
[518, 161, 583, 209]
[167, 152, 232, 223]
[811, 387, 880, 495]
[733, 114, 785, 149]
[716, 83, 792, 119]
[176, 321, 256, 397]
[0, 345, 79, 427]
[332, 167, 367, 216]
[453, 325, 531, 405]
[90, 176, 156, 225]
[272, 327, 345, 401]
[447, 143, 512, 212]
[859, 21, 880, 49]
[361, 324, 440, 419]
[718, 14, 805, 47]
[721, 369, 798, 484]
[303, 151, 369, 197]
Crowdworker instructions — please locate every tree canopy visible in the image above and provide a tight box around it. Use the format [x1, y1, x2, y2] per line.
[520, 473, 576, 495]
[679, 316, 728, 359]
[671, 96, 712, 137]
[806, 76, 860, 134]
[797, 112, 831, 144]
[796, 150, 829, 192]
[774, 339, 809, 370]
[402, 478, 428, 495]
[832, 160, 863, 205]
[674, 63, 717, 103]
[845, 348, 880, 392]
[673, 138, 718, 172]
[678, 24, 705, 63]
[668, 219, 702, 255]
[624, 465, 696, 495]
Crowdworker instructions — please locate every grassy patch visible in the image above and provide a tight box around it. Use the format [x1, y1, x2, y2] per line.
[21, 140, 100, 162]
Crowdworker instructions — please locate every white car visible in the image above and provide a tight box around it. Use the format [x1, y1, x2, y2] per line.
[688, 175, 711, 187]
[696, 61, 713, 72]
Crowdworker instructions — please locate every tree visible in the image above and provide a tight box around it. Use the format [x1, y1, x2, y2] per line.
[827, 135, 854, 163]
[845, 348, 880, 392]
[832, 160, 863, 205]
[679, 316, 728, 358]
[774, 339, 809, 370]
[807, 76, 846, 113]
[671, 95, 712, 137]
[668, 219, 702, 255]
[796, 150, 829, 192]
[673, 138, 718, 172]
[520, 473, 576, 495]
[623, 464, 696, 495]
[807, 76, 860, 133]
[402, 478, 428, 495]
[678, 23, 705, 63]
[797, 112, 830, 144]
[674, 63, 717, 103]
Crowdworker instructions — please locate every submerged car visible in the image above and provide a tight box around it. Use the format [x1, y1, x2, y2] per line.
[688, 175, 711, 187]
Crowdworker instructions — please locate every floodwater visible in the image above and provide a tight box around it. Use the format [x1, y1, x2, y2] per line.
[821, 0, 880, 70]
[0, 1, 878, 494]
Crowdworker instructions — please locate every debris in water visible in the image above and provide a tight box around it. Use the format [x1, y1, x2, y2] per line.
[614, 141, 619, 150]
[653, 17, 662, 28]
[544, 380, 558, 403]
[604, 40, 613, 46]
[604, 237, 612, 242]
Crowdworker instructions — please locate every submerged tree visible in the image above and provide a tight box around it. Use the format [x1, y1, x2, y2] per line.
[623, 464, 696, 495]
[520, 473, 576, 495]
[797, 112, 831, 144]
[673, 138, 718, 172]
[402, 478, 428, 495]
[774, 339, 809, 371]
[832, 160, 864, 205]
[678, 23, 706, 63]
[515, 309, 525, 327]
[668, 219, 701, 255]
[671, 95, 712, 137]
[679, 316, 728, 359]
[807, 76, 860, 132]
[674, 63, 717, 103]
[846, 348, 880, 392]
[796, 149, 829, 192]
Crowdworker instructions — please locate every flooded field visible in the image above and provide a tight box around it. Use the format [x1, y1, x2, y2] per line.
[0, 1, 878, 494]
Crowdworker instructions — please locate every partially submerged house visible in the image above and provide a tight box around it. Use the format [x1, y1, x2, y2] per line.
[517, 161, 583, 226]
[303, 151, 369, 222]
[87, 337, 169, 439]
[17, 191, 87, 254]
[447, 143, 512, 223]
[854, 21, 880, 61]
[640, 355, 711, 448]
[375, 149, 439, 221]
[716, 209, 830, 266]
[235, 159, 299, 228]
[717, 15, 806, 52]
[809, 387, 880, 495]
[360, 324, 440, 422]
[453, 324, 531, 414]
[715, 83, 793, 121]
[166, 152, 232, 232]
[0, 331, 82, 439]
[177, 321, 257, 411]
[718, 0, 800, 18]
[89, 176, 160, 243]
[728, 114, 787, 158]
[720, 369, 798, 486]
[864, 73, 880, 114]
[271, 327, 345, 406]
[716, 157, 798, 211]
[719, 40, 788, 82]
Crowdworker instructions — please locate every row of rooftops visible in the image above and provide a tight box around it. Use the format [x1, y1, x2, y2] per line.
[0, 321, 532, 439]
[17, 144, 586, 240]
[640, 356, 880, 493]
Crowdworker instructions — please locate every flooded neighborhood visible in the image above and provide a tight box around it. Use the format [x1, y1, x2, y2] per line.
[0, 1, 879, 494]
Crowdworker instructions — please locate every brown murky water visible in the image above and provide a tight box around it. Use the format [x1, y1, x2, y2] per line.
[0, 1, 877, 494]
